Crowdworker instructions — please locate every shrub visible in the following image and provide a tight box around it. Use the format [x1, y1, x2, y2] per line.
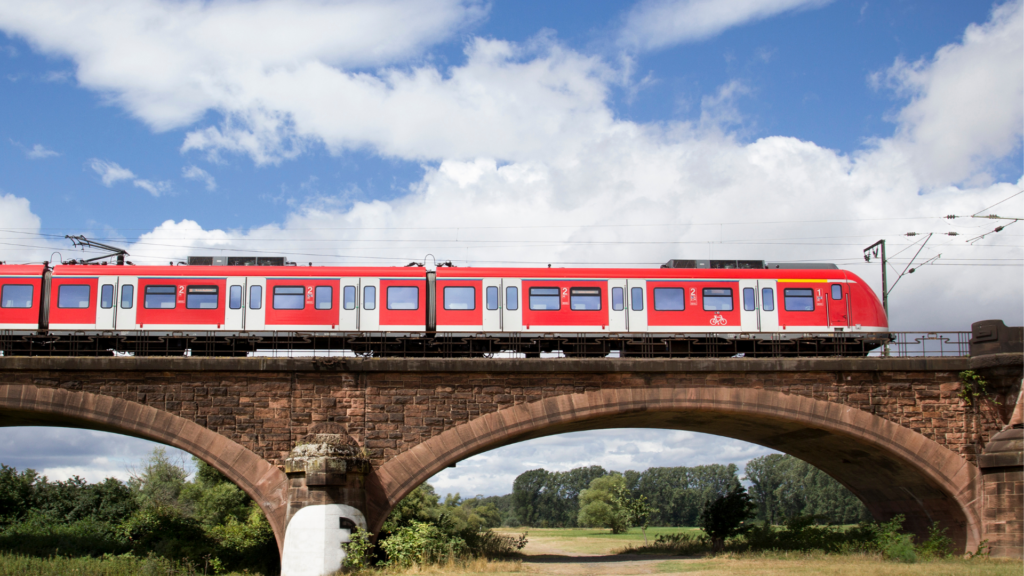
[342, 527, 374, 571]
[620, 532, 711, 555]
[699, 486, 755, 552]
[379, 520, 469, 567]
[916, 521, 954, 559]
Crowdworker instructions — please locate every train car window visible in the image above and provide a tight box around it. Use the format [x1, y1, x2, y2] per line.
[529, 287, 560, 310]
[249, 285, 262, 310]
[229, 286, 242, 309]
[100, 285, 114, 309]
[343, 286, 356, 310]
[506, 286, 518, 311]
[57, 285, 91, 309]
[702, 288, 733, 311]
[315, 286, 332, 310]
[273, 286, 304, 310]
[363, 286, 376, 310]
[761, 288, 774, 312]
[653, 288, 684, 311]
[831, 284, 842, 300]
[784, 288, 814, 311]
[387, 286, 419, 310]
[486, 286, 499, 310]
[187, 286, 219, 309]
[144, 286, 175, 309]
[444, 286, 475, 310]
[570, 287, 601, 311]
[612, 287, 624, 311]
[1, 285, 33, 308]
[121, 285, 134, 309]
[743, 287, 755, 311]
[630, 287, 643, 311]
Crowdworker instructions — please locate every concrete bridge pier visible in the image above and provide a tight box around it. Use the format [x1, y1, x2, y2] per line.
[280, 434, 369, 576]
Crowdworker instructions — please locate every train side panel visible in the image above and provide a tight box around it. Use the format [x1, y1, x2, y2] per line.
[0, 265, 44, 329]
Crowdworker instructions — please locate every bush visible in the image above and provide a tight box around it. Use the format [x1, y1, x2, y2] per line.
[620, 532, 711, 555]
[0, 515, 128, 557]
[699, 486, 755, 552]
[379, 520, 469, 567]
[916, 521, 954, 559]
[342, 527, 374, 571]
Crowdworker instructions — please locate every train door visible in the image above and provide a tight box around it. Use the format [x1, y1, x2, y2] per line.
[739, 280, 759, 332]
[827, 282, 850, 327]
[115, 277, 137, 330]
[607, 279, 627, 332]
[482, 279, 502, 331]
[360, 277, 380, 331]
[245, 278, 266, 330]
[339, 279, 359, 331]
[502, 279, 522, 332]
[626, 280, 647, 332]
[758, 280, 779, 332]
[96, 276, 119, 330]
[224, 280, 246, 331]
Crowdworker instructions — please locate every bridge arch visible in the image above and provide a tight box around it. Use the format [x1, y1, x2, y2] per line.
[369, 386, 982, 551]
[0, 384, 291, 551]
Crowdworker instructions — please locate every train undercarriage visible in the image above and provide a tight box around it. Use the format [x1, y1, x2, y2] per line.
[1, 331, 892, 358]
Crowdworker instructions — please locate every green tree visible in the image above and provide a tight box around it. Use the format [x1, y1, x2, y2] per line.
[698, 485, 755, 552]
[613, 483, 657, 544]
[577, 474, 628, 533]
[128, 448, 190, 514]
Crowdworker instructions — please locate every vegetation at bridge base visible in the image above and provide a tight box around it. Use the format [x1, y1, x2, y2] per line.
[0, 449, 278, 575]
[343, 484, 528, 570]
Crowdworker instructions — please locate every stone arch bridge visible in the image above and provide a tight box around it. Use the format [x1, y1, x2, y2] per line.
[0, 328, 1020, 575]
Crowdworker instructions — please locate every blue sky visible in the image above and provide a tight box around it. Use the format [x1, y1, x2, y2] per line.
[0, 0, 1021, 495]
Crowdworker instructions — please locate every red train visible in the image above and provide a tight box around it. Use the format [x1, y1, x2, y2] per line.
[0, 259, 888, 356]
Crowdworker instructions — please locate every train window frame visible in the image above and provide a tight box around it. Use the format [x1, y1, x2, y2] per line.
[702, 287, 734, 311]
[363, 286, 376, 310]
[186, 286, 219, 310]
[611, 287, 624, 311]
[761, 288, 774, 312]
[249, 285, 262, 310]
[529, 287, 560, 311]
[630, 287, 643, 311]
[343, 286, 356, 310]
[57, 284, 91, 309]
[120, 285, 134, 309]
[444, 286, 476, 310]
[743, 287, 756, 311]
[570, 287, 601, 311]
[273, 286, 305, 310]
[831, 284, 843, 300]
[1, 284, 33, 309]
[653, 287, 685, 311]
[144, 285, 176, 309]
[784, 288, 815, 311]
[506, 286, 519, 311]
[229, 285, 242, 310]
[315, 286, 333, 310]
[486, 286, 499, 311]
[387, 286, 419, 310]
[100, 284, 114, 309]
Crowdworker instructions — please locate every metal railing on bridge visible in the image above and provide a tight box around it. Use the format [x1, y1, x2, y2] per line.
[0, 330, 972, 359]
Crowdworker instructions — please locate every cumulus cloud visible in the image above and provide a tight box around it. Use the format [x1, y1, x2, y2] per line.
[182, 165, 216, 191]
[872, 0, 1023, 188]
[618, 0, 832, 52]
[0, 0, 486, 130]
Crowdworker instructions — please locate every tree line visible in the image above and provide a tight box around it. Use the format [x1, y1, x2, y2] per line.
[502, 454, 869, 528]
[0, 449, 277, 574]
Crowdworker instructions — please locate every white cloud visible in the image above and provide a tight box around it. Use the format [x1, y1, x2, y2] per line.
[87, 158, 170, 196]
[618, 0, 832, 52]
[0, 0, 486, 130]
[26, 143, 59, 159]
[132, 178, 172, 197]
[182, 165, 216, 191]
[88, 158, 135, 185]
[872, 0, 1024, 188]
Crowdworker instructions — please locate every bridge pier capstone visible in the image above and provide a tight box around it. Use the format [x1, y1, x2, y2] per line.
[281, 434, 369, 576]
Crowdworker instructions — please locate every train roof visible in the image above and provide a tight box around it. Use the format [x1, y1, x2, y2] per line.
[0, 265, 46, 275]
[50, 265, 427, 277]
[434, 267, 861, 281]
